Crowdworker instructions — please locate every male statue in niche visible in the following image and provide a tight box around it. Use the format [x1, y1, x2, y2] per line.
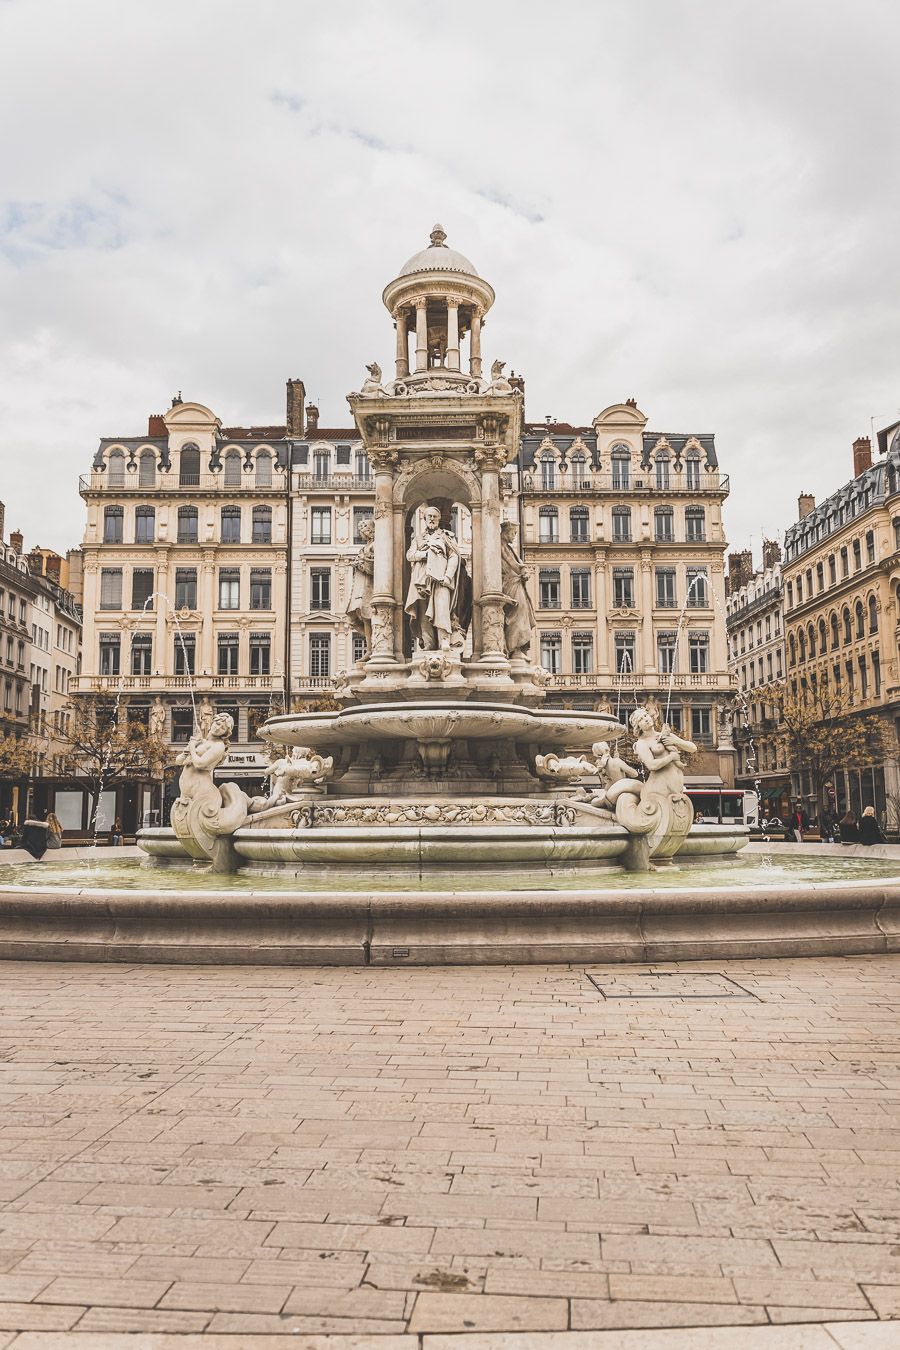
[404, 504, 470, 653]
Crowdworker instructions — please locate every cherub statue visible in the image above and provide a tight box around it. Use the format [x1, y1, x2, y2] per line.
[258, 745, 334, 808]
[576, 741, 641, 811]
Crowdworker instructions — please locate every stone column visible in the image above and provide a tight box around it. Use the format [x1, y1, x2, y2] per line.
[369, 448, 399, 665]
[470, 308, 483, 379]
[394, 309, 409, 379]
[446, 301, 460, 371]
[200, 555, 215, 674]
[414, 298, 428, 374]
[477, 447, 506, 661]
[640, 551, 655, 673]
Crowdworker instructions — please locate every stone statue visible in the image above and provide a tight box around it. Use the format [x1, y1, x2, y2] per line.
[197, 696, 214, 736]
[500, 521, 535, 659]
[259, 745, 334, 807]
[346, 517, 375, 652]
[405, 505, 467, 652]
[577, 741, 641, 811]
[629, 706, 696, 796]
[149, 696, 166, 740]
[366, 361, 382, 383]
[534, 751, 595, 783]
[360, 361, 385, 396]
[483, 358, 513, 394]
[610, 706, 697, 861]
[170, 712, 249, 869]
[490, 359, 505, 381]
[644, 695, 662, 729]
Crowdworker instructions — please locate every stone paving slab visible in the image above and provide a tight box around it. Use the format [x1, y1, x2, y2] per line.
[0, 957, 898, 1342]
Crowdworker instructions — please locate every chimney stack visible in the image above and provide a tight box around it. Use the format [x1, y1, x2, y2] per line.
[0, 501, 5, 544]
[762, 537, 782, 570]
[727, 548, 754, 595]
[305, 403, 319, 433]
[45, 554, 62, 583]
[853, 436, 872, 476]
[798, 493, 815, 520]
[148, 413, 166, 437]
[9, 529, 23, 555]
[286, 379, 306, 437]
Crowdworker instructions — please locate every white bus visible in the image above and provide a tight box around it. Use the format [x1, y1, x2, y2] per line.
[686, 788, 759, 828]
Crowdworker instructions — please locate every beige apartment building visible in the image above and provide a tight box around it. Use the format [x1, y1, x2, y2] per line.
[725, 542, 789, 815]
[782, 429, 900, 819]
[76, 397, 289, 829]
[519, 401, 737, 789]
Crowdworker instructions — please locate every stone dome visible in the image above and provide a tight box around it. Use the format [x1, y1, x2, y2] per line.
[398, 224, 479, 279]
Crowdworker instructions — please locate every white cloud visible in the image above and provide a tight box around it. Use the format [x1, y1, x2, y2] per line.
[0, 0, 898, 559]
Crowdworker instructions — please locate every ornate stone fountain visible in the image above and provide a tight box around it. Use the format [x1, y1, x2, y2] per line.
[140, 228, 747, 878]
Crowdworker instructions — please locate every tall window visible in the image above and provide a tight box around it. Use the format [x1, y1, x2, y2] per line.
[99, 633, 120, 676]
[540, 632, 561, 674]
[873, 651, 881, 696]
[172, 707, 193, 743]
[249, 568, 271, 610]
[572, 632, 594, 674]
[685, 507, 705, 542]
[309, 633, 331, 678]
[688, 631, 710, 673]
[612, 506, 631, 542]
[540, 454, 555, 489]
[571, 453, 588, 486]
[855, 599, 865, 639]
[311, 507, 331, 544]
[655, 567, 676, 608]
[655, 452, 670, 489]
[310, 568, 331, 610]
[221, 506, 241, 543]
[687, 567, 709, 607]
[135, 506, 155, 543]
[255, 452, 273, 487]
[177, 506, 198, 544]
[252, 506, 272, 544]
[249, 633, 271, 676]
[313, 449, 330, 481]
[223, 449, 242, 487]
[657, 631, 677, 674]
[853, 538, 862, 571]
[614, 631, 636, 674]
[569, 507, 589, 543]
[613, 568, 634, 608]
[828, 555, 836, 585]
[830, 612, 839, 649]
[131, 633, 152, 676]
[99, 568, 123, 610]
[353, 506, 374, 543]
[103, 506, 123, 544]
[840, 546, 849, 577]
[570, 568, 591, 608]
[353, 633, 367, 663]
[131, 568, 154, 611]
[654, 507, 674, 542]
[107, 450, 125, 486]
[685, 454, 700, 489]
[174, 633, 195, 675]
[219, 568, 240, 609]
[611, 446, 630, 489]
[217, 633, 239, 675]
[538, 507, 558, 543]
[539, 569, 560, 608]
[179, 445, 200, 486]
[866, 530, 875, 564]
[174, 568, 197, 609]
[138, 449, 155, 487]
[355, 451, 370, 481]
[691, 706, 712, 743]
[869, 594, 878, 633]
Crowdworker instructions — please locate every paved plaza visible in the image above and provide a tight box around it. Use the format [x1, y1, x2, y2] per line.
[0, 958, 898, 1348]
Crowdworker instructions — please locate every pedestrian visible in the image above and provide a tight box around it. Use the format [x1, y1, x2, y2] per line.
[839, 810, 859, 845]
[858, 806, 885, 847]
[109, 818, 124, 847]
[0, 817, 11, 847]
[45, 812, 63, 850]
[20, 817, 50, 860]
[819, 808, 837, 843]
[789, 804, 805, 842]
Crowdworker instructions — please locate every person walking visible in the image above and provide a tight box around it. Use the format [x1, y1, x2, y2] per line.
[45, 812, 63, 850]
[858, 806, 885, 847]
[839, 810, 860, 845]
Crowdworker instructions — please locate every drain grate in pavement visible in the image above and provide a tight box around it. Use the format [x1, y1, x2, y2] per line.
[586, 971, 758, 999]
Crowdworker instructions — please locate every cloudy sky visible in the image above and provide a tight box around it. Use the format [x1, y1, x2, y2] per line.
[1, 0, 898, 560]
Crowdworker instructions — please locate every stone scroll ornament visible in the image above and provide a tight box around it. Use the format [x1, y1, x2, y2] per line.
[613, 706, 696, 859]
[170, 713, 250, 862]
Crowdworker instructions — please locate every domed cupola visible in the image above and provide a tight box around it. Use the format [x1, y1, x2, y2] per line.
[382, 225, 496, 385]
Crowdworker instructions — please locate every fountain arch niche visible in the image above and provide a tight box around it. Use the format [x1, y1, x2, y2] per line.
[139, 228, 750, 885]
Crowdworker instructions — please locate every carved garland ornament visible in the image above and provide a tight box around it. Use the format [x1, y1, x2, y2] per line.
[291, 801, 577, 829]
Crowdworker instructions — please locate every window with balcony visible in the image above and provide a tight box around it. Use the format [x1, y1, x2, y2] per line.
[687, 566, 709, 607]
[135, 506, 155, 543]
[179, 445, 201, 486]
[99, 568, 123, 610]
[572, 632, 594, 674]
[131, 569, 154, 611]
[685, 507, 705, 542]
[131, 633, 152, 676]
[355, 451, 371, 481]
[540, 632, 561, 674]
[221, 506, 241, 543]
[655, 567, 676, 608]
[249, 568, 272, 610]
[138, 449, 155, 487]
[177, 506, 198, 544]
[538, 507, 558, 543]
[685, 454, 700, 489]
[569, 507, 589, 543]
[655, 452, 671, 489]
[654, 506, 674, 542]
[217, 632, 239, 675]
[570, 568, 591, 608]
[539, 569, 560, 608]
[249, 633, 271, 676]
[309, 633, 331, 678]
[571, 454, 589, 487]
[174, 568, 197, 609]
[99, 633, 120, 676]
[256, 452, 273, 487]
[611, 451, 630, 490]
[218, 568, 240, 610]
[174, 633, 195, 676]
[612, 506, 631, 541]
[614, 631, 636, 674]
[540, 454, 556, 489]
[613, 568, 634, 608]
[657, 631, 677, 674]
[688, 631, 710, 673]
[107, 450, 125, 486]
[310, 568, 331, 610]
[691, 705, 712, 743]
[311, 507, 331, 544]
[103, 506, 123, 544]
[312, 449, 330, 481]
[223, 449, 242, 487]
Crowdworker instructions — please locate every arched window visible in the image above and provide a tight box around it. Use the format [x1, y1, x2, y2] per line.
[788, 633, 796, 667]
[103, 505, 123, 544]
[830, 612, 839, 649]
[798, 629, 806, 661]
[540, 453, 556, 490]
[255, 451, 273, 487]
[179, 444, 200, 486]
[842, 607, 852, 644]
[221, 506, 241, 543]
[685, 507, 705, 542]
[855, 600, 865, 639]
[571, 452, 588, 483]
[135, 506, 155, 544]
[539, 506, 558, 543]
[138, 449, 156, 487]
[611, 446, 630, 489]
[807, 623, 816, 658]
[869, 594, 878, 634]
[107, 449, 125, 486]
[177, 506, 198, 544]
[223, 449, 242, 487]
[252, 506, 272, 544]
[655, 451, 670, 490]
[818, 618, 827, 653]
[685, 453, 700, 489]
